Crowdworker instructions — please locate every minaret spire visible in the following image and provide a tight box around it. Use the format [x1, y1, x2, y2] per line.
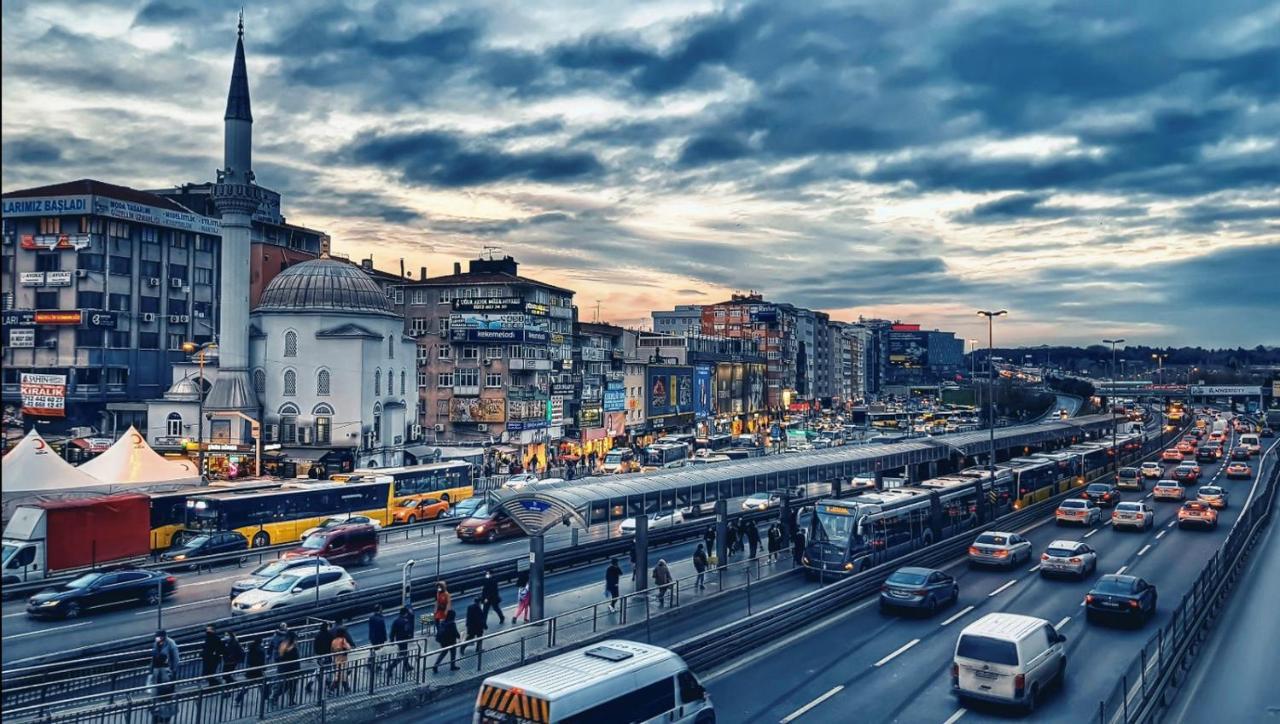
[225, 10, 253, 123]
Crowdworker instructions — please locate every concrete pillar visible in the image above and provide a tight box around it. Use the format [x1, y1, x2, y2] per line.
[715, 499, 728, 568]
[833, 477, 843, 499]
[529, 533, 545, 620]
[634, 514, 649, 592]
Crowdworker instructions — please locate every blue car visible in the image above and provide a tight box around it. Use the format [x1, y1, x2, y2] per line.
[879, 566, 959, 614]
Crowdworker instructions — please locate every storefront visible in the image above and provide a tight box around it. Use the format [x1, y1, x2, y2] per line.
[64, 436, 114, 465]
[264, 446, 355, 479]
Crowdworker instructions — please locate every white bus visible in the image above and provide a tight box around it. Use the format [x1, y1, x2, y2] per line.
[642, 443, 690, 470]
[474, 640, 714, 723]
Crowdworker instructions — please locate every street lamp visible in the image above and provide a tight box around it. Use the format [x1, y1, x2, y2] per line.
[1104, 338, 1125, 471]
[977, 310, 1007, 473]
[181, 341, 217, 475]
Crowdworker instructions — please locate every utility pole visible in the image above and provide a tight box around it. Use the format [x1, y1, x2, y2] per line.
[1104, 338, 1126, 471]
[977, 311, 1007, 473]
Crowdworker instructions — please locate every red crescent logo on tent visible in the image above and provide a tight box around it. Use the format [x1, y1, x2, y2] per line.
[131, 433, 143, 447]
[34, 439, 47, 450]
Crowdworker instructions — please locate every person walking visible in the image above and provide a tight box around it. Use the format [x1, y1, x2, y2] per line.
[746, 521, 760, 559]
[433, 581, 452, 634]
[306, 622, 333, 693]
[431, 609, 461, 673]
[693, 544, 708, 590]
[512, 573, 532, 623]
[605, 557, 622, 612]
[151, 630, 181, 678]
[791, 527, 806, 566]
[200, 624, 225, 687]
[703, 525, 715, 553]
[461, 597, 486, 656]
[726, 525, 740, 560]
[480, 570, 506, 626]
[237, 636, 265, 706]
[328, 625, 353, 694]
[767, 523, 782, 563]
[221, 631, 244, 685]
[368, 603, 387, 670]
[274, 633, 301, 706]
[148, 650, 177, 723]
[387, 606, 415, 681]
[652, 559, 673, 608]
[267, 623, 290, 664]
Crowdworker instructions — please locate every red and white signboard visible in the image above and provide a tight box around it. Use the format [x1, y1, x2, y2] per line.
[20, 373, 67, 417]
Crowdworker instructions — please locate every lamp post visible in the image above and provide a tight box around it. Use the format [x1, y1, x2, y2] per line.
[977, 311, 1007, 473]
[1104, 338, 1126, 471]
[181, 341, 218, 475]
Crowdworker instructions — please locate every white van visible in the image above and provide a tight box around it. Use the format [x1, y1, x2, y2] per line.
[474, 640, 713, 723]
[1240, 434, 1260, 455]
[952, 613, 1066, 712]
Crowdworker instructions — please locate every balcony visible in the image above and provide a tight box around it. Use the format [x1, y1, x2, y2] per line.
[508, 358, 552, 371]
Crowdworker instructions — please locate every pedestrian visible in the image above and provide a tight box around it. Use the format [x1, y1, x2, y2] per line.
[480, 570, 506, 625]
[512, 577, 532, 623]
[387, 606, 415, 681]
[461, 597, 486, 655]
[151, 629, 180, 677]
[791, 527, 806, 566]
[306, 622, 333, 693]
[201, 624, 225, 687]
[274, 633, 301, 706]
[148, 650, 177, 723]
[431, 609, 461, 673]
[267, 623, 290, 664]
[434, 581, 452, 634]
[653, 559, 674, 607]
[221, 631, 244, 685]
[328, 626, 353, 694]
[746, 521, 760, 559]
[693, 544, 708, 590]
[767, 523, 782, 563]
[605, 557, 622, 612]
[726, 525, 740, 559]
[703, 525, 715, 553]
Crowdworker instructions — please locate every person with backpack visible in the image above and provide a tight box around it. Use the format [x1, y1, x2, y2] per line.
[431, 609, 461, 673]
[387, 606, 415, 681]
[480, 571, 505, 626]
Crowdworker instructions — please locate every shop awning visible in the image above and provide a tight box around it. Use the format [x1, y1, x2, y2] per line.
[279, 447, 328, 463]
[70, 437, 114, 453]
[403, 444, 435, 461]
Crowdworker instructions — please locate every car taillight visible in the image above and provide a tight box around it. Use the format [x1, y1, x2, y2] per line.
[968, 546, 980, 555]
[952, 663, 959, 685]
[1128, 600, 1140, 609]
[994, 549, 1008, 558]
[1014, 674, 1026, 695]
[1135, 513, 1144, 519]
[1069, 557, 1082, 563]
[165, 576, 176, 584]
[1085, 594, 1095, 604]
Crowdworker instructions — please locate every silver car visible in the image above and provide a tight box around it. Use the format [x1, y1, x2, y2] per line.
[968, 531, 1033, 568]
[1111, 501, 1155, 531]
[1039, 540, 1097, 579]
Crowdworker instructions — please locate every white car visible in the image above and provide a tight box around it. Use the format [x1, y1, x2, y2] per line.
[502, 473, 540, 490]
[1039, 540, 1097, 579]
[301, 514, 382, 539]
[617, 509, 685, 535]
[231, 565, 355, 615]
[741, 492, 781, 511]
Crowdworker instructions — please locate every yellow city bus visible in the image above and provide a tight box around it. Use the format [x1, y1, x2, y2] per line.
[147, 479, 283, 550]
[329, 460, 474, 506]
[184, 480, 393, 548]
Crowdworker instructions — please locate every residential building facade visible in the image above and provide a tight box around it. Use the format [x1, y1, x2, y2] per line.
[651, 304, 704, 336]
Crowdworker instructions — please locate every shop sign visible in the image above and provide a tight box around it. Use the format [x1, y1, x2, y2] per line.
[20, 272, 45, 286]
[85, 311, 117, 328]
[450, 397, 506, 423]
[151, 436, 185, 448]
[8, 328, 34, 347]
[20, 233, 91, 250]
[20, 373, 66, 417]
[550, 383, 576, 396]
[603, 382, 626, 412]
[449, 312, 526, 330]
[45, 271, 74, 286]
[1191, 385, 1260, 397]
[524, 302, 549, 316]
[93, 197, 220, 235]
[694, 364, 713, 419]
[4, 195, 92, 216]
[8, 310, 85, 326]
[452, 297, 523, 313]
[506, 419, 549, 431]
[579, 405, 603, 427]
[451, 328, 548, 343]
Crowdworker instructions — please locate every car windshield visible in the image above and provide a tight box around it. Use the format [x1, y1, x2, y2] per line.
[180, 535, 210, 549]
[813, 507, 856, 543]
[957, 635, 1019, 665]
[467, 504, 489, 519]
[1094, 577, 1136, 594]
[1119, 469, 1137, 477]
[1199, 488, 1221, 495]
[260, 574, 302, 593]
[605, 451, 624, 463]
[300, 534, 327, 550]
[1, 543, 16, 566]
[748, 493, 769, 500]
[975, 533, 1010, 545]
[886, 571, 928, 586]
[66, 573, 105, 589]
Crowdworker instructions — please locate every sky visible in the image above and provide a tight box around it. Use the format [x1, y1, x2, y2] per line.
[2, 0, 1278, 348]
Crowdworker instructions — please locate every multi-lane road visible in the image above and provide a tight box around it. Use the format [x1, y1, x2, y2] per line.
[702, 427, 1275, 723]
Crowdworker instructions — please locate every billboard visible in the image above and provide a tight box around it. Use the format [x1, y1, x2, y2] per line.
[452, 298, 523, 313]
[603, 381, 626, 412]
[1191, 386, 1261, 397]
[449, 313, 526, 330]
[451, 329, 549, 343]
[449, 397, 506, 423]
[646, 365, 695, 419]
[695, 364, 713, 419]
[888, 331, 928, 368]
[21, 373, 66, 417]
[8, 328, 34, 348]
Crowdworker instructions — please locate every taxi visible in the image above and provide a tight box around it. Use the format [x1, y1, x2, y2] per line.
[1177, 501, 1219, 529]
[1180, 435, 1199, 449]
[1175, 441, 1195, 454]
[1196, 486, 1229, 509]
[1161, 449, 1184, 463]
[1152, 479, 1186, 501]
[390, 497, 451, 525]
[1225, 462, 1252, 480]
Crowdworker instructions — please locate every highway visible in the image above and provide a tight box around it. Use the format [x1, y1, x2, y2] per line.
[700, 426, 1274, 723]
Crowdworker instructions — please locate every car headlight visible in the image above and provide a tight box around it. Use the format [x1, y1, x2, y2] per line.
[40, 600, 61, 607]
[475, 525, 486, 534]
[250, 600, 271, 610]
[172, 554, 187, 561]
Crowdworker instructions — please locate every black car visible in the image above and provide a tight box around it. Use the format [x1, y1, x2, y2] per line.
[1230, 446, 1251, 461]
[1262, 427, 1274, 438]
[1195, 448, 1218, 464]
[27, 569, 177, 619]
[160, 530, 249, 566]
[1082, 482, 1121, 507]
[1085, 574, 1157, 626]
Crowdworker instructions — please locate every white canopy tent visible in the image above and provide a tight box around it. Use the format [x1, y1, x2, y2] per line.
[2, 429, 108, 519]
[77, 426, 201, 487]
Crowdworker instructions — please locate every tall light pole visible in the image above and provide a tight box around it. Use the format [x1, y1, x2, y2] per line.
[1104, 338, 1125, 471]
[181, 341, 217, 476]
[977, 311, 1007, 473]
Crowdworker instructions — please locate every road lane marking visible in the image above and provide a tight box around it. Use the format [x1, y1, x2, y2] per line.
[1084, 529, 1099, 538]
[1055, 616, 1071, 629]
[3, 612, 30, 619]
[351, 568, 382, 576]
[2, 622, 91, 640]
[705, 598, 877, 683]
[181, 574, 244, 587]
[1156, 530, 1167, 540]
[1027, 564, 1041, 572]
[988, 579, 1017, 597]
[874, 639, 920, 667]
[1137, 544, 1152, 556]
[1115, 566, 1128, 575]
[133, 596, 226, 615]
[940, 605, 975, 627]
[780, 685, 843, 723]
[1144, 493, 1153, 499]
[1167, 520, 1177, 529]
[942, 708, 967, 724]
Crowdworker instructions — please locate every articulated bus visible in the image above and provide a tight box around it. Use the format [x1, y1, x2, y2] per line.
[329, 460, 473, 505]
[147, 479, 283, 550]
[185, 480, 393, 548]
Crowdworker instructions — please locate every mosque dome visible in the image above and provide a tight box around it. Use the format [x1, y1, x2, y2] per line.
[165, 377, 203, 401]
[256, 258, 393, 315]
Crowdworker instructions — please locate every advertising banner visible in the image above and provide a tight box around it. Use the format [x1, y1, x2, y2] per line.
[449, 397, 506, 423]
[35, 310, 83, 325]
[506, 419, 549, 432]
[579, 405, 603, 427]
[21, 373, 66, 417]
[551, 383, 576, 396]
[451, 328, 551, 344]
[3, 195, 92, 217]
[603, 381, 627, 412]
[19, 233, 91, 250]
[452, 298, 523, 313]
[449, 312, 526, 330]
[93, 197, 220, 235]
[8, 328, 34, 348]
[647, 365, 695, 419]
[45, 271, 73, 286]
[695, 364, 713, 419]
[85, 311, 117, 328]
[888, 331, 928, 368]
[1191, 386, 1261, 397]
[524, 302, 549, 316]
[606, 412, 627, 438]
[20, 272, 45, 286]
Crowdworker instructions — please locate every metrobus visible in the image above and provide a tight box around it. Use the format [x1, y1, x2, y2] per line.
[146, 479, 283, 550]
[693, 434, 733, 453]
[642, 443, 690, 470]
[185, 479, 393, 548]
[329, 460, 473, 505]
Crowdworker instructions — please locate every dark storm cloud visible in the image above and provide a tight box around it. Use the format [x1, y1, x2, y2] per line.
[3, 138, 65, 165]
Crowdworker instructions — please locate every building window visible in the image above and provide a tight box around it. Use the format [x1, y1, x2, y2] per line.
[284, 330, 297, 357]
[315, 416, 331, 444]
[166, 412, 183, 437]
[509, 345, 524, 359]
[391, 288, 404, 305]
[75, 329, 104, 347]
[281, 415, 297, 444]
[437, 372, 453, 387]
[438, 346, 451, 360]
[486, 346, 502, 360]
[374, 369, 382, 395]
[172, 232, 188, 249]
[388, 335, 395, 359]
[167, 334, 185, 350]
[440, 317, 451, 332]
[455, 368, 479, 387]
[416, 345, 429, 363]
[418, 370, 429, 388]
[486, 373, 503, 388]
[409, 317, 428, 336]
[254, 368, 265, 394]
[34, 253, 61, 272]
[373, 405, 383, 445]
[39, 217, 63, 234]
[169, 264, 187, 282]
[107, 221, 130, 238]
[77, 291, 104, 309]
[194, 267, 213, 285]
[108, 293, 131, 311]
[283, 369, 297, 396]
[140, 260, 161, 278]
[140, 296, 160, 314]
[167, 299, 187, 316]
[461, 346, 479, 360]
[316, 369, 331, 396]
[439, 290, 452, 304]
[400, 370, 406, 395]
[108, 331, 130, 347]
[195, 235, 214, 252]
[139, 332, 160, 349]
[411, 289, 426, 305]
[78, 253, 105, 272]
[35, 290, 58, 309]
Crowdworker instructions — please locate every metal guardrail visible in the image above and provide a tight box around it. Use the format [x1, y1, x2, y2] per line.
[1093, 441, 1279, 723]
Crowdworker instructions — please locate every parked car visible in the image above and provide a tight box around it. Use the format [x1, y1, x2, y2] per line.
[967, 531, 1033, 568]
[1111, 501, 1155, 531]
[456, 504, 524, 543]
[618, 509, 686, 535]
[390, 497, 451, 524]
[1152, 479, 1186, 501]
[1055, 499, 1102, 526]
[952, 613, 1067, 711]
[1195, 486, 1229, 509]
[302, 514, 382, 539]
[231, 564, 355, 615]
[160, 531, 248, 566]
[1039, 540, 1097, 579]
[1177, 501, 1219, 529]
[879, 566, 958, 614]
[230, 556, 330, 600]
[1085, 574, 1157, 626]
[282, 524, 379, 566]
[27, 569, 176, 619]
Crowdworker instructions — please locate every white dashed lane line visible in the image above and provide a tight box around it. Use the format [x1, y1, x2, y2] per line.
[1138, 544, 1152, 556]
[942, 708, 967, 724]
[874, 639, 921, 667]
[1115, 566, 1129, 575]
[780, 685, 843, 724]
[940, 605, 975, 627]
[1055, 616, 1071, 630]
[1027, 564, 1041, 572]
[987, 579, 1018, 597]
[1156, 530, 1167, 540]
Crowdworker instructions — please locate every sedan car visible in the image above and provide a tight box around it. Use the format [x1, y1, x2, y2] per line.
[229, 556, 330, 600]
[1140, 462, 1163, 480]
[1085, 574, 1157, 626]
[27, 569, 177, 619]
[967, 531, 1033, 568]
[1175, 441, 1194, 455]
[390, 497, 451, 524]
[1195, 448, 1219, 464]
[1110, 501, 1154, 531]
[501, 473, 541, 490]
[1196, 486, 1229, 509]
[1229, 447, 1251, 462]
[879, 566, 958, 614]
[1225, 462, 1252, 480]
[1161, 449, 1184, 463]
[302, 514, 382, 539]
[1172, 464, 1200, 484]
[1055, 499, 1102, 526]
[231, 565, 355, 615]
[452, 496, 485, 521]
[1261, 427, 1275, 438]
[1082, 482, 1122, 507]
[160, 531, 248, 565]
[1039, 540, 1097, 579]
[1177, 501, 1219, 529]
[741, 492, 782, 511]
[618, 509, 686, 535]
[1152, 479, 1186, 501]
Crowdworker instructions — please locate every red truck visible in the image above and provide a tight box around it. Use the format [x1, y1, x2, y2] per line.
[2, 494, 150, 586]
